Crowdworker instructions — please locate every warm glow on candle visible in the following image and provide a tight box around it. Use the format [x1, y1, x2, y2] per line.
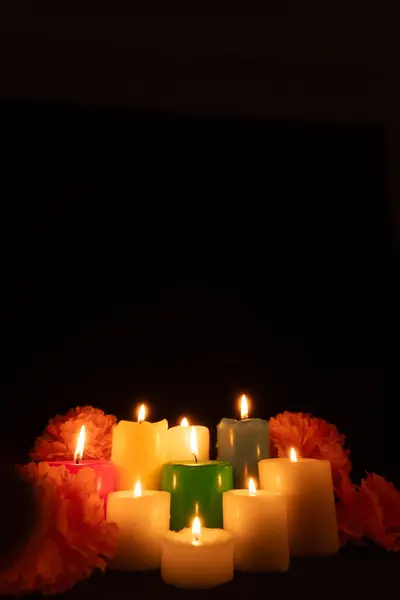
[137, 404, 146, 423]
[181, 417, 189, 427]
[74, 425, 85, 463]
[240, 394, 249, 420]
[190, 426, 199, 461]
[191, 516, 202, 544]
[248, 477, 257, 496]
[289, 447, 298, 462]
[133, 481, 142, 497]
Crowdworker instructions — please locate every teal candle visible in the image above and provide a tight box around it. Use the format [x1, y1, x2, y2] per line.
[161, 461, 233, 531]
[217, 396, 269, 488]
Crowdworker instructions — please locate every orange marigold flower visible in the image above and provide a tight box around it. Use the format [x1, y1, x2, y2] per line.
[335, 474, 364, 547]
[31, 406, 117, 461]
[269, 411, 351, 492]
[337, 473, 400, 551]
[0, 463, 118, 595]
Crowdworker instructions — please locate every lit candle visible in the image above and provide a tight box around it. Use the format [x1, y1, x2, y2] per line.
[161, 515, 234, 588]
[161, 427, 233, 530]
[258, 448, 339, 556]
[111, 404, 168, 490]
[217, 394, 269, 488]
[166, 417, 210, 461]
[107, 480, 170, 571]
[48, 425, 116, 509]
[223, 477, 289, 572]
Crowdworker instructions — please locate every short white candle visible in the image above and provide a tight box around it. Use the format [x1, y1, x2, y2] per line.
[166, 418, 210, 461]
[223, 478, 289, 572]
[111, 404, 168, 490]
[107, 482, 170, 571]
[161, 516, 234, 588]
[258, 449, 339, 556]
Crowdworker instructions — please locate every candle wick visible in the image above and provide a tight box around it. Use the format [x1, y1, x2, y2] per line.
[192, 454, 198, 464]
[75, 454, 80, 465]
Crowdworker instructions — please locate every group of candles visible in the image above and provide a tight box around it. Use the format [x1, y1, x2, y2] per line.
[50, 396, 339, 588]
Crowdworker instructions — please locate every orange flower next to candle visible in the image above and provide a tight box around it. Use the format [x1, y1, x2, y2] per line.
[30, 406, 117, 461]
[0, 463, 118, 595]
[336, 473, 400, 551]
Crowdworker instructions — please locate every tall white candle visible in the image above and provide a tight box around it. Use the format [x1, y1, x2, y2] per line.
[223, 478, 289, 572]
[107, 482, 170, 571]
[161, 516, 234, 588]
[111, 404, 168, 490]
[166, 418, 210, 461]
[258, 449, 339, 556]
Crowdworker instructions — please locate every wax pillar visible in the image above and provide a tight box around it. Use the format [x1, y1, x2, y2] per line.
[48, 460, 116, 503]
[161, 461, 233, 531]
[223, 480, 289, 572]
[166, 419, 210, 462]
[48, 426, 116, 510]
[161, 518, 233, 588]
[107, 486, 170, 571]
[217, 418, 269, 488]
[258, 456, 339, 556]
[112, 417, 168, 490]
[217, 395, 269, 489]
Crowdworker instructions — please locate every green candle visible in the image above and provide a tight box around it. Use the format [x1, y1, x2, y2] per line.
[161, 461, 233, 531]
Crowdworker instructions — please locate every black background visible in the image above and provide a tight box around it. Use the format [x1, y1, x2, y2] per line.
[1, 101, 395, 484]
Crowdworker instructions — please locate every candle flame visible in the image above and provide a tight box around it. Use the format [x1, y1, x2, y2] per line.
[137, 404, 146, 423]
[289, 447, 298, 462]
[74, 426, 85, 463]
[190, 426, 198, 461]
[181, 417, 189, 427]
[133, 481, 142, 497]
[240, 394, 249, 420]
[248, 477, 257, 496]
[191, 516, 201, 544]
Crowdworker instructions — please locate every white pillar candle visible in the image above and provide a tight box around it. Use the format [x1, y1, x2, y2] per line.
[107, 482, 170, 571]
[111, 404, 168, 490]
[258, 450, 339, 556]
[161, 516, 234, 588]
[223, 478, 289, 572]
[166, 418, 210, 461]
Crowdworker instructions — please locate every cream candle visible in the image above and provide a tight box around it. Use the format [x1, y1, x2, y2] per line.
[107, 481, 170, 571]
[161, 516, 234, 588]
[223, 478, 289, 572]
[111, 404, 168, 490]
[258, 449, 339, 556]
[166, 417, 210, 461]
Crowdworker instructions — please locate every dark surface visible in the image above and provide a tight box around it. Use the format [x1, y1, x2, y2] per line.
[16, 547, 400, 600]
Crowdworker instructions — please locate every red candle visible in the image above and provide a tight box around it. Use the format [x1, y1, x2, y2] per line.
[48, 426, 116, 513]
